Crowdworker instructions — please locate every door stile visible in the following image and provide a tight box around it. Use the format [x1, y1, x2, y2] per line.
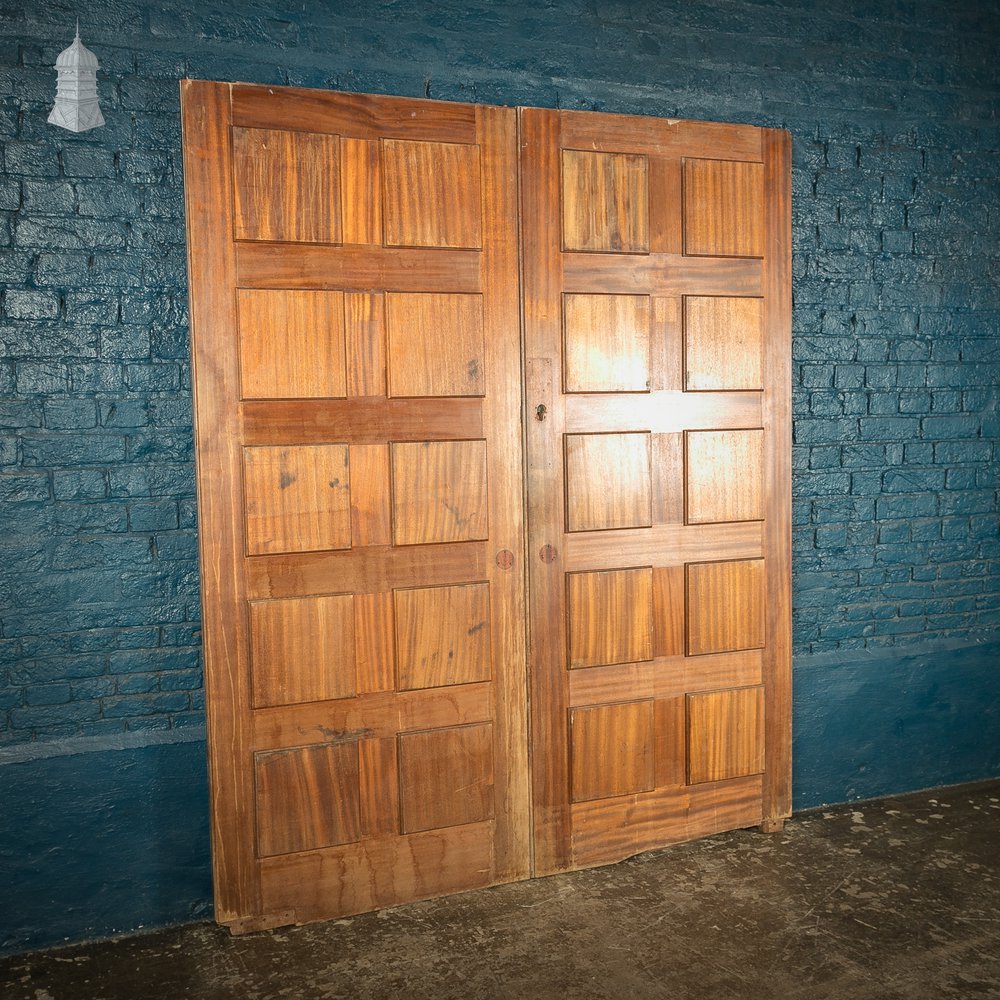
[761, 128, 793, 829]
[476, 102, 531, 882]
[520, 108, 573, 876]
[180, 79, 261, 923]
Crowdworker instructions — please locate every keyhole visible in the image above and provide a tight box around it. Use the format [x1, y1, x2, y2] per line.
[535, 403, 547, 421]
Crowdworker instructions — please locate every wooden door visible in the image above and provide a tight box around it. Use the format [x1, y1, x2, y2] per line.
[520, 108, 791, 873]
[181, 81, 528, 931]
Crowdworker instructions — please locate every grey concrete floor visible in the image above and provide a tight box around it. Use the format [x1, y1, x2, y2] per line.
[3, 779, 999, 1000]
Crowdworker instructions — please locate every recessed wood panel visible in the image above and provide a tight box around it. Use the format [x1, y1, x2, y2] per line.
[570, 700, 655, 802]
[686, 559, 765, 656]
[395, 583, 491, 691]
[398, 724, 495, 833]
[567, 567, 654, 669]
[562, 150, 649, 253]
[386, 292, 485, 397]
[683, 158, 764, 258]
[232, 126, 341, 244]
[382, 138, 482, 249]
[565, 432, 652, 532]
[563, 293, 650, 393]
[686, 429, 764, 524]
[243, 444, 351, 555]
[684, 296, 763, 391]
[391, 440, 488, 546]
[250, 594, 356, 707]
[238, 289, 347, 399]
[687, 686, 765, 784]
[255, 742, 361, 857]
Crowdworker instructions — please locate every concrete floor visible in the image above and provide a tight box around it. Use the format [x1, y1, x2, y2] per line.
[3, 780, 999, 1000]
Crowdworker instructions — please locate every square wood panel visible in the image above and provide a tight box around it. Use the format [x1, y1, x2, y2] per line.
[398, 724, 495, 833]
[571, 700, 655, 802]
[243, 444, 351, 556]
[684, 296, 764, 391]
[391, 440, 488, 546]
[394, 583, 491, 691]
[685, 429, 764, 524]
[686, 559, 765, 656]
[238, 289, 347, 399]
[683, 158, 764, 258]
[562, 149, 649, 253]
[386, 292, 485, 397]
[249, 594, 356, 707]
[567, 567, 654, 669]
[687, 686, 765, 784]
[382, 139, 482, 249]
[563, 293, 651, 393]
[232, 126, 341, 244]
[565, 432, 652, 532]
[254, 742, 361, 857]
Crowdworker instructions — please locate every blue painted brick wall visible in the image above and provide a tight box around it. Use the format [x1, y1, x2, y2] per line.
[0, 2, 997, 741]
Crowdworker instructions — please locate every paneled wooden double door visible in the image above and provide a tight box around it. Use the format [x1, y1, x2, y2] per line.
[181, 81, 790, 931]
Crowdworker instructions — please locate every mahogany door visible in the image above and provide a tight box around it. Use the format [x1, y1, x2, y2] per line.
[520, 108, 791, 873]
[181, 81, 529, 931]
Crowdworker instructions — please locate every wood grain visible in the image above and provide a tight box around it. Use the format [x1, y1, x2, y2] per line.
[255, 742, 361, 857]
[249, 594, 356, 707]
[386, 292, 485, 397]
[340, 137, 381, 246]
[391, 440, 488, 546]
[687, 686, 765, 784]
[181, 78, 259, 923]
[570, 700, 655, 802]
[383, 139, 482, 249]
[683, 296, 764, 391]
[564, 432, 652, 531]
[567, 567, 654, 669]
[237, 289, 347, 399]
[242, 444, 351, 555]
[398, 723, 495, 833]
[232, 126, 341, 244]
[562, 149, 649, 253]
[686, 558, 765, 656]
[394, 583, 492, 690]
[685, 428, 765, 524]
[562, 293, 650, 393]
[683, 159, 764, 258]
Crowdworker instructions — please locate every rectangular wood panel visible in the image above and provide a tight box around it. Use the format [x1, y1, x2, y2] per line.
[683, 296, 763, 391]
[243, 444, 351, 556]
[249, 594, 356, 707]
[562, 150, 649, 253]
[567, 567, 654, 669]
[391, 440, 488, 545]
[232, 127, 341, 244]
[683, 159, 764, 258]
[565, 432, 652, 532]
[238, 289, 347, 400]
[563, 293, 651, 393]
[686, 559, 765, 655]
[571, 700, 655, 802]
[398, 724, 495, 833]
[386, 292, 485, 398]
[687, 686, 765, 784]
[382, 139, 482, 249]
[394, 583, 492, 690]
[255, 743, 361, 857]
[685, 429, 765, 524]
